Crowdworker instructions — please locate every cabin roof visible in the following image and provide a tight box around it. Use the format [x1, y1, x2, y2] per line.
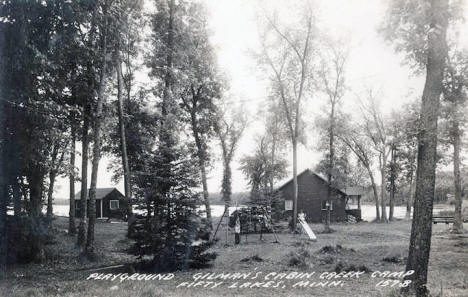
[277, 169, 347, 196]
[74, 188, 122, 200]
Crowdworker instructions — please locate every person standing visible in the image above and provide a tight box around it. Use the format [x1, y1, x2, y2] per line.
[235, 215, 241, 244]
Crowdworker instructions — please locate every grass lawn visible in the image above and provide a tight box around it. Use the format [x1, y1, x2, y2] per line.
[1, 216, 467, 297]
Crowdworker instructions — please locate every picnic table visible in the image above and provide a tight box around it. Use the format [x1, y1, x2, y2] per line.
[432, 216, 454, 224]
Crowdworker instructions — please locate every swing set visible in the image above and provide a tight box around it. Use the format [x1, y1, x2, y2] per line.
[212, 203, 280, 244]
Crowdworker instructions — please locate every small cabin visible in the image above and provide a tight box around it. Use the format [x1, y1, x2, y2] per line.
[277, 169, 348, 222]
[74, 188, 126, 219]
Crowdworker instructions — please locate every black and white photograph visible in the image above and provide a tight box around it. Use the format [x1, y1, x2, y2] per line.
[0, 0, 467, 296]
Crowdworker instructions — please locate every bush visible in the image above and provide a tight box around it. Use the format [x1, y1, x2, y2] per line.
[287, 247, 310, 268]
[108, 208, 126, 220]
[5, 215, 53, 264]
[131, 212, 216, 271]
[319, 255, 335, 265]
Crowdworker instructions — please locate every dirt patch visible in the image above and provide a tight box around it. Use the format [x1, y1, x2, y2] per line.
[382, 255, 403, 263]
[454, 241, 468, 248]
[318, 244, 355, 254]
[240, 255, 264, 263]
[334, 262, 372, 273]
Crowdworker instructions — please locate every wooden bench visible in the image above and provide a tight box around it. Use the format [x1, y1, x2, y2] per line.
[432, 216, 454, 224]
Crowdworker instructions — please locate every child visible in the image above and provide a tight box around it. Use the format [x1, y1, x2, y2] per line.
[235, 215, 241, 244]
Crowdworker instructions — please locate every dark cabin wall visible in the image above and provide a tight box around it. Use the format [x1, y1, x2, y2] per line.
[279, 170, 347, 222]
[102, 190, 126, 218]
[75, 200, 102, 218]
[74, 189, 126, 219]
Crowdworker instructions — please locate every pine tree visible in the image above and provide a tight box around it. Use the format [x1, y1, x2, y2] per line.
[129, 0, 216, 272]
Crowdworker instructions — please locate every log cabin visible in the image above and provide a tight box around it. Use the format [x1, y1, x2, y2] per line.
[74, 187, 127, 219]
[277, 169, 348, 222]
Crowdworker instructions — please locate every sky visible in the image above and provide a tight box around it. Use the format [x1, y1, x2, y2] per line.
[53, 0, 468, 200]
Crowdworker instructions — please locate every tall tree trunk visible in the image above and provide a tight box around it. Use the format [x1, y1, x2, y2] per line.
[46, 144, 59, 218]
[162, 0, 174, 118]
[292, 138, 298, 230]
[380, 154, 388, 222]
[221, 151, 232, 205]
[77, 1, 97, 249]
[46, 171, 56, 218]
[28, 171, 46, 262]
[191, 112, 212, 229]
[368, 168, 380, 221]
[325, 102, 335, 232]
[28, 172, 43, 218]
[87, 13, 109, 255]
[200, 159, 212, 227]
[403, 1, 448, 295]
[389, 146, 396, 221]
[406, 170, 414, 220]
[157, 0, 175, 249]
[0, 182, 7, 274]
[69, 124, 77, 235]
[452, 121, 464, 233]
[0, 128, 8, 272]
[116, 58, 134, 232]
[269, 135, 277, 195]
[77, 107, 90, 248]
[12, 179, 21, 217]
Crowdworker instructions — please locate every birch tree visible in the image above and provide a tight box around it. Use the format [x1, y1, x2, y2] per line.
[258, 6, 317, 230]
[339, 127, 381, 221]
[315, 40, 348, 231]
[86, 0, 113, 257]
[387, 103, 419, 220]
[360, 91, 390, 222]
[77, 7, 98, 249]
[114, 0, 143, 233]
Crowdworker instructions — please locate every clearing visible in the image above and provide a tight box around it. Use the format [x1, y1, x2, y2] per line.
[0, 215, 467, 297]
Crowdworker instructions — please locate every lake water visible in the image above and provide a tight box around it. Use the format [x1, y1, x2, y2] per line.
[49, 204, 415, 221]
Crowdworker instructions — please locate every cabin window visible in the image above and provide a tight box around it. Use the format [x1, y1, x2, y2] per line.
[321, 200, 333, 211]
[110, 200, 119, 210]
[285, 200, 293, 211]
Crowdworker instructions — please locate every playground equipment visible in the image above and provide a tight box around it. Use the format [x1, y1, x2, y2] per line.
[298, 213, 317, 241]
[212, 204, 279, 244]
